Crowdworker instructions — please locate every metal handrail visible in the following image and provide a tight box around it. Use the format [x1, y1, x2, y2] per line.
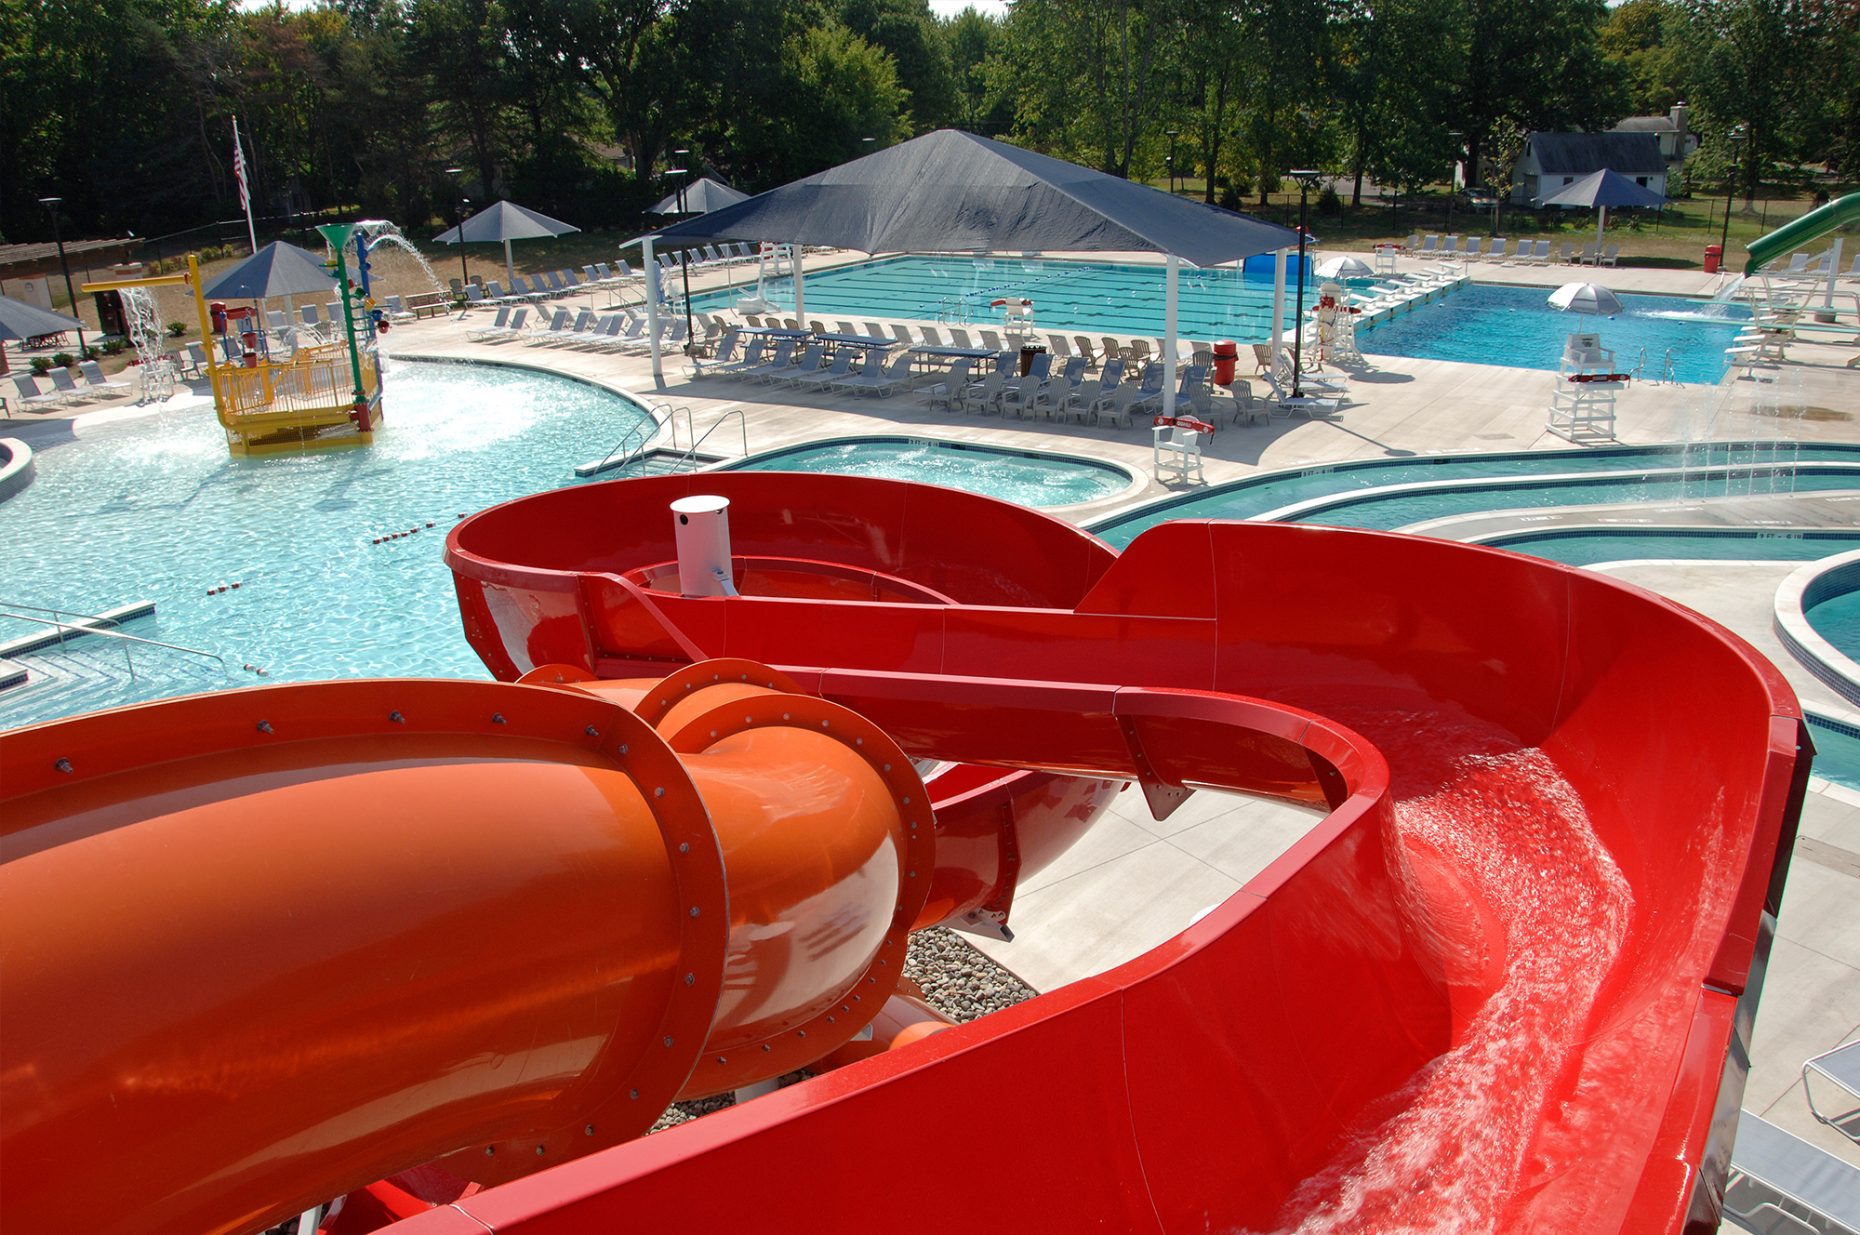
[589, 400, 675, 475]
[673, 408, 748, 472]
[0, 607, 229, 682]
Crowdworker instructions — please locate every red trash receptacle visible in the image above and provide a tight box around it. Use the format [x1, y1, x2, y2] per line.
[1703, 244, 1723, 275]
[1212, 340, 1239, 385]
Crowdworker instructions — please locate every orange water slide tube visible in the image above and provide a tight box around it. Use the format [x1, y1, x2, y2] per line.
[0, 669, 932, 1235]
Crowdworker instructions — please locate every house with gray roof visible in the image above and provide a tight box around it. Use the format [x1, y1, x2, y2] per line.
[1511, 131, 1667, 206]
[1611, 103, 1699, 170]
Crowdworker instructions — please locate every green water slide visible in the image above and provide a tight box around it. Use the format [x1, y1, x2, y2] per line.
[1744, 191, 1860, 274]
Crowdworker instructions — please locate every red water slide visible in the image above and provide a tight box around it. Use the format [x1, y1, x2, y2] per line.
[437, 473, 1808, 1235]
[0, 472, 1806, 1235]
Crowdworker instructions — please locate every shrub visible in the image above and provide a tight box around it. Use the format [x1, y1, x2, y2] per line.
[1318, 185, 1342, 216]
[102, 338, 126, 355]
[52, 351, 75, 368]
[166, 321, 187, 338]
[29, 356, 51, 375]
[1218, 183, 1242, 211]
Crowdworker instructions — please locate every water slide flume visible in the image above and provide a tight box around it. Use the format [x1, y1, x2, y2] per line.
[1, 473, 1807, 1234]
[1743, 191, 1860, 275]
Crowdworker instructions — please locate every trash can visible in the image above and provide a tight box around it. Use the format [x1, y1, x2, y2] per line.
[1212, 340, 1239, 385]
[1018, 342, 1046, 376]
[1704, 244, 1723, 275]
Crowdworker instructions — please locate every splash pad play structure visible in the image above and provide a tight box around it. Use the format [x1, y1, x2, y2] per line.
[0, 473, 1809, 1235]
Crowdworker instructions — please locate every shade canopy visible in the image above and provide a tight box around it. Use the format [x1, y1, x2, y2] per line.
[432, 200, 580, 245]
[1314, 255, 1375, 280]
[201, 242, 338, 300]
[648, 129, 1298, 267]
[1548, 282, 1624, 315]
[1540, 169, 1669, 211]
[0, 294, 83, 342]
[650, 177, 751, 216]
[432, 200, 579, 284]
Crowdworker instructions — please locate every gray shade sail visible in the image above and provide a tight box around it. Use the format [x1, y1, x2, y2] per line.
[0, 294, 83, 342]
[1541, 169, 1668, 210]
[201, 242, 338, 300]
[432, 200, 580, 244]
[650, 177, 751, 216]
[648, 129, 1299, 267]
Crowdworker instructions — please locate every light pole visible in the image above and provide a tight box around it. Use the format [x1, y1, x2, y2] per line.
[667, 164, 693, 348]
[1289, 170, 1321, 399]
[1166, 128, 1180, 196]
[38, 197, 87, 360]
[1445, 131, 1462, 235]
[445, 168, 470, 294]
[1719, 125, 1746, 258]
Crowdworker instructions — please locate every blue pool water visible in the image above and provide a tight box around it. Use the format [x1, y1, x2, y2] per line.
[1806, 587, 1860, 662]
[1090, 441, 1860, 547]
[1484, 529, 1860, 567]
[692, 254, 1302, 342]
[725, 437, 1132, 507]
[0, 361, 653, 726]
[1357, 283, 1750, 383]
[1807, 714, 1860, 792]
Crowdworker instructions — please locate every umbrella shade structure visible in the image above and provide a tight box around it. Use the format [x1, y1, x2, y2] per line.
[649, 177, 751, 216]
[1547, 282, 1625, 315]
[432, 200, 581, 285]
[1314, 255, 1375, 280]
[648, 129, 1297, 267]
[1541, 169, 1668, 254]
[0, 294, 83, 342]
[201, 242, 339, 301]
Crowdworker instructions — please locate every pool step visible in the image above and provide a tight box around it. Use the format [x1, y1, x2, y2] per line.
[0, 632, 230, 730]
[575, 448, 726, 479]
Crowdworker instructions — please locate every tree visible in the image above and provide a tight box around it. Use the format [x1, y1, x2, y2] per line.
[1450, 0, 1620, 180]
[941, 5, 1011, 135]
[1598, 0, 1687, 116]
[1674, 0, 1830, 204]
[839, 0, 956, 131]
[999, 0, 1168, 178]
[1332, 0, 1463, 207]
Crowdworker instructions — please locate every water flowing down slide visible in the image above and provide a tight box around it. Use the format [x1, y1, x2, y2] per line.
[2, 473, 1807, 1235]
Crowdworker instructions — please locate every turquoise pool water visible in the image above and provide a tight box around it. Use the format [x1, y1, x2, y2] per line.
[724, 437, 1132, 508]
[1807, 715, 1860, 792]
[1483, 529, 1860, 567]
[691, 254, 1305, 343]
[0, 361, 653, 727]
[1357, 283, 1750, 383]
[1806, 586, 1860, 663]
[1090, 441, 1860, 547]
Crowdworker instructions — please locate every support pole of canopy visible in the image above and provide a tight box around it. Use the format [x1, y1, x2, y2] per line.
[1271, 249, 1288, 367]
[1596, 205, 1607, 253]
[792, 245, 805, 324]
[504, 238, 515, 287]
[1823, 237, 1844, 317]
[1163, 255, 1179, 417]
[644, 235, 662, 380]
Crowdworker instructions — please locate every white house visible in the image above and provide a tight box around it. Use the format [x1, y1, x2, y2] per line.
[1511, 131, 1667, 206]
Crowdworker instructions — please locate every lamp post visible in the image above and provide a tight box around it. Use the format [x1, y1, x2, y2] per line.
[1289, 170, 1321, 399]
[445, 168, 470, 294]
[1166, 128, 1180, 196]
[1445, 131, 1462, 235]
[667, 164, 693, 347]
[37, 197, 87, 360]
[1719, 125, 1746, 258]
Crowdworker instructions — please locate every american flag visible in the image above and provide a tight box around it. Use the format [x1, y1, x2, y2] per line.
[232, 119, 250, 211]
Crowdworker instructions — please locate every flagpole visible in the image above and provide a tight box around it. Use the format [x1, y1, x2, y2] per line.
[233, 118, 258, 255]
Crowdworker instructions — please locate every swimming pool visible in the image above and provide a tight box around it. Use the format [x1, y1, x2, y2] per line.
[1357, 283, 1750, 383]
[1478, 527, 1860, 567]
[723, 436, 1136, 508]
[1807, 713, 1860, 793]
[692, 254, 1306, 343]
[1089, 441, 1860, 547]
[0, 361, 655, 728]
[1805, 572, 1860, 663]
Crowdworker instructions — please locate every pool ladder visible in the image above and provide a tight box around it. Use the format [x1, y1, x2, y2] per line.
[0, 601, 229, 685]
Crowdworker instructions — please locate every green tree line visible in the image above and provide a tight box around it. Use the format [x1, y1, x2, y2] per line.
[4, 0, 1854, 245]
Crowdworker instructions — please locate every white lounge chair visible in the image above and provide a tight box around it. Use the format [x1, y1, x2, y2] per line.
[79, 361, 133, 396]
[10, 374, 64, 411]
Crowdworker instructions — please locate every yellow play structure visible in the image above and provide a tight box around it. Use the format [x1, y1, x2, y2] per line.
[82, 224, 383, 456]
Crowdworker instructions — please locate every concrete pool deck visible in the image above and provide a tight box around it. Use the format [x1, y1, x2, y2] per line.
[8, 249, 1860, 1171]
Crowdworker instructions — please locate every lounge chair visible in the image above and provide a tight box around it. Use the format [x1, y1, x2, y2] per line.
[79, 361, 133, 396]
[1488, 238, 1509, 261]
[1438, 236, 1458, 261]
[688, 330, 741, 377]
[922, 358, 975, 410]
[489, 307, 530, 341]
[299, 305, 328, 341]
[1261, 370, 1342, 416]
[1090, 384, 1145, 428]
[1600, 243, 1620, 267]
[178, 342, 210, 378]
[10, 374, 64, 410]
[1557, 242, 1578, 264]
[790, 349, 856, 391]
[836, 353, 914, 397]
[1058, 355, 1088, 385]
[466, 307, 512, 341]
[890, 324, 914, 344]
[736, 339, 797, 383]
[1415, 235, 1439, 260]
[1046, 335, 1073, 360]
[1252, 343, 1276, 375]
[958, 368, 1011, 415]
[773, 343, 826, 385]
[529, 308, 573, 343]
[1026, 352, 1052, 381]
[948, 328, 973, 347]
[862, 322, 888, 340]
[1032, 376, 1084, 422]
[978, 329, 1004, 350]
[1576, 243, 1597, 265]
[834, 320, 857, 336]
[1226, 379, 1270, 426]
[1125, 338, 1153, 365]
[996, 373, 1043, 418]
[1404, 233, 1421, 250]
[919, 326, 945, 346]
[1101, 336, 1124, 364]
[1462, 237, 1483, 260]
[1073, 336, 1101, 367]
[713, 337, 767, 377]
[44, 368, 99, 403]
[991, 351, 1017, 374]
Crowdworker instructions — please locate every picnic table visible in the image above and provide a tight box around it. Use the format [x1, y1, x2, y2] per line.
[907, 343, 996, 376]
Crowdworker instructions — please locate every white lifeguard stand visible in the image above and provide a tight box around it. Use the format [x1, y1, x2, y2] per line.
[1151, 418, 1207, 484]
[1547, 332, 1623, 443]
